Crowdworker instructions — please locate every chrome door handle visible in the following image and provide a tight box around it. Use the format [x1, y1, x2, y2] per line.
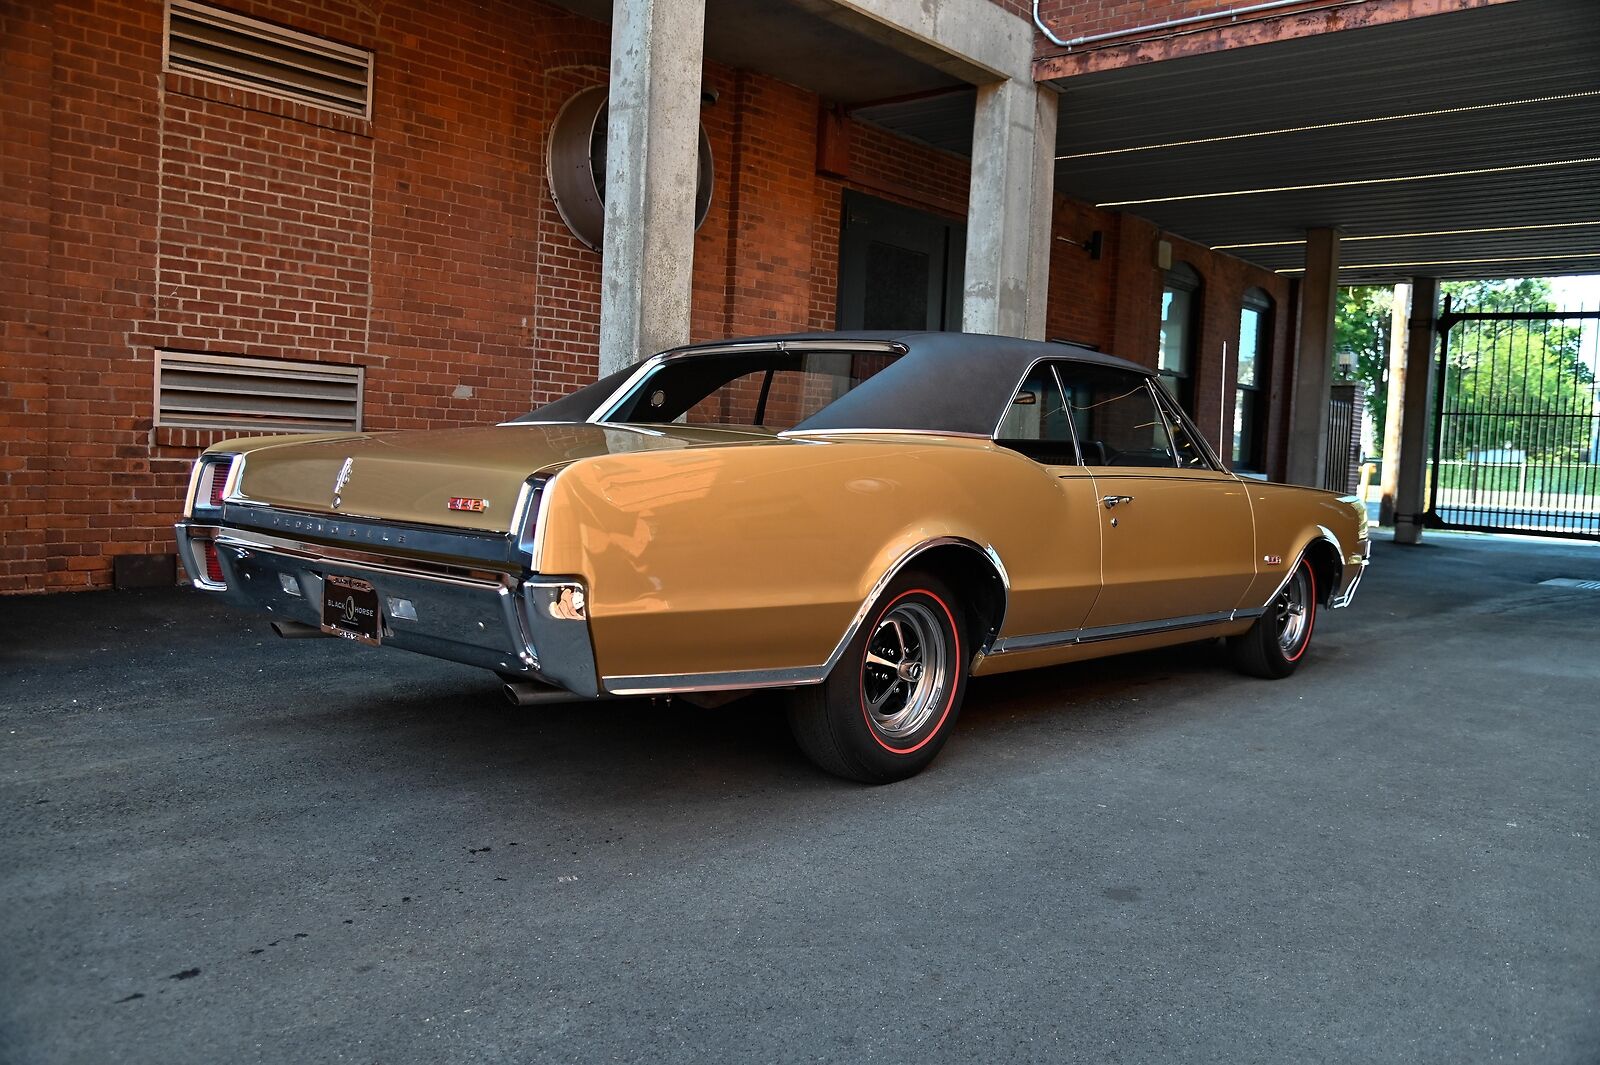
[1102, 495, 1134, 509]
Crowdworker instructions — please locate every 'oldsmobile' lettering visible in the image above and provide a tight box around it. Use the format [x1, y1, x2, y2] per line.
[266, 512, 406, 544]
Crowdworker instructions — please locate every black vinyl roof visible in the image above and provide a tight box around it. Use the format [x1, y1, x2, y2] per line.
[520, 331, 1155, 436]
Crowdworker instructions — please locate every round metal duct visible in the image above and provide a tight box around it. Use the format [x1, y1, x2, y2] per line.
[546, 86, 714, 252]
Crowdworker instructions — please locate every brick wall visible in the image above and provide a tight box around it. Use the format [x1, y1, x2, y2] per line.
[1, 0, 1299, 594]
[0, 1, 54, 592]
[1102, 214, 1296, 465]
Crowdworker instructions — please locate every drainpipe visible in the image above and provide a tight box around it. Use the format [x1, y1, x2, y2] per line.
[1032, 0, 1339, 50]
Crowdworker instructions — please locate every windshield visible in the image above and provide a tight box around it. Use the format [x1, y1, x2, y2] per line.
[599, 348, 899, 431]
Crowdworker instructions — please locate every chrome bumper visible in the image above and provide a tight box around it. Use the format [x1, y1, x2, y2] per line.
[175, 520, 600, 697]
[1329, 537, 1371, 610]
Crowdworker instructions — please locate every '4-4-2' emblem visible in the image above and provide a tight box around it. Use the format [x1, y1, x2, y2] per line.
[332, 457, 354, 509]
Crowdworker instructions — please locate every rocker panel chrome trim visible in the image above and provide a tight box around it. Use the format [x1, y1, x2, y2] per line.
[988, 609, 1241, 656]
[604, 665, 823, 697]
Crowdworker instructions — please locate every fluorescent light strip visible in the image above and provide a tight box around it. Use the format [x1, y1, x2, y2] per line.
[1276, 252, 1600, 274]
[1213, 220, 1600, 251]
[1097, 157, 1600, 207]
[1057, 91, 1600, 162]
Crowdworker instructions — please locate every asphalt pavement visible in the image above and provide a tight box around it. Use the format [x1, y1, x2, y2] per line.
[3, 530, 1598, 1064]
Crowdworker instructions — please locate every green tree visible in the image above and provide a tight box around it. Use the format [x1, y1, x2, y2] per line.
[1336, 278, 1595, 459]
[1438, 278, 1592, 461]
[1334, 285, 1393, 443]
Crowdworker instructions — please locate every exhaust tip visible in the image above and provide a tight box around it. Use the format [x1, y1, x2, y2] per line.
[502, 680, 583, 707]
[271, 620, 329, 639]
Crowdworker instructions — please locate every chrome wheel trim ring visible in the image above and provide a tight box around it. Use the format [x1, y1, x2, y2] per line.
[861, 601, 950, 739]
[1275, 566, 1311, 655]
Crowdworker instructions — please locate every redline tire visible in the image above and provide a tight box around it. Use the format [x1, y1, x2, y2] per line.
[1230, 554, 1318, 679]
[786, 570, 969, 783]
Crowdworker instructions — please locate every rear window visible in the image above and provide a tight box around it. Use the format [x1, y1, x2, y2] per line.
[600, 349, 898, 431]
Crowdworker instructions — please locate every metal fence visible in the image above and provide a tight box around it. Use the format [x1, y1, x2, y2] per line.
[1324, 383, 1363, 493]
[1429, 297, 1600, 539]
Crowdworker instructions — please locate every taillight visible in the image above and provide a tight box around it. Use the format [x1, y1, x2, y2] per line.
[197, 457, 233, 509]
[201, 541, 225, 586]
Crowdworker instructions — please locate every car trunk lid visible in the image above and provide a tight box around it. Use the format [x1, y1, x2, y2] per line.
[229, 422, 784, 534]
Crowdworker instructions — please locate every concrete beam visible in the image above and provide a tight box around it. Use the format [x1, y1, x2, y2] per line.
[964, 80, 1057, 339]
[597, 0, 706, 374]
[1393, 277, 1439, 545]
[1285, 227, 1340, 488]
[802, 0, 1033, 84]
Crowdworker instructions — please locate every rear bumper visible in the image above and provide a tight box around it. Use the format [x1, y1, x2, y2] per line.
[175, 520, 599, 697]
[1329, 537, 1371, 609]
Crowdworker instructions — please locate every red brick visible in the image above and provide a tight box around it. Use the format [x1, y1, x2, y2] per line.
[3, 0, 1299, 593]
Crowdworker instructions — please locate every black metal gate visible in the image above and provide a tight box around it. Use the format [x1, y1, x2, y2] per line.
[1429, 297, 1600, 539]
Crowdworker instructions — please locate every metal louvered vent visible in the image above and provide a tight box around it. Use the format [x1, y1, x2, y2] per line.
[156, 351, 364, 432]
[165, 0, 371, 119]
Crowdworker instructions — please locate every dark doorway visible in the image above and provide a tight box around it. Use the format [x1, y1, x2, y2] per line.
[837, 191, 965, 332]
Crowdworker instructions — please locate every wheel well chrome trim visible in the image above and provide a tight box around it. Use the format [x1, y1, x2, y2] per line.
[819, 536, 1011, 676]
[1259, 532, 1342, 612]
[597, 535, 1010, 697]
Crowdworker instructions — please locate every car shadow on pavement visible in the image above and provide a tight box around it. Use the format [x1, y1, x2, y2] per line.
[285, 636, 1253, 795]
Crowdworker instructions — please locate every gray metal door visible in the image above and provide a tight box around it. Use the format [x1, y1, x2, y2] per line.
[837, 191, 965, 332]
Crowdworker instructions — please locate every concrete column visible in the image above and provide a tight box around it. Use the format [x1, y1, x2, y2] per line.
[1393, 277, 1439, 545]
[1378, 283, 1409, 525]
[963, 80, 1056, 339]
[1285, 227, 1340, 487]
[597, 0, 706, 375]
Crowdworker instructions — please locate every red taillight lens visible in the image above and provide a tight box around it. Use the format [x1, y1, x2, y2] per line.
[201, 541, 225, 585]
[196, 457, 233, 510]
[210, 458, 232, 507]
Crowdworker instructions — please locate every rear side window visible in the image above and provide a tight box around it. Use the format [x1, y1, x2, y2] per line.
[996, 363, 1079, 466]
[1055, 364, 1175, 468]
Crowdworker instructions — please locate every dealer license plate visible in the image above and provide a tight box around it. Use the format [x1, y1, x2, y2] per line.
[321, 574, 382, 645]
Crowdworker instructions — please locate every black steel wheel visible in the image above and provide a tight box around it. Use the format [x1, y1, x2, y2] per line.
[787, 569, 969, 783]
[1230, 554, 1318, 679]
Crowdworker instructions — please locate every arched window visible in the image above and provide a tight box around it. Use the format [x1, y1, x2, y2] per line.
[1234, 287, 1274, 471]
[1159, 262, 1201, 413]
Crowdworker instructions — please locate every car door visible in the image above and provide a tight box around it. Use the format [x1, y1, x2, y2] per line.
[992, 361, 1103, 638]
[1059, 363, 1255, 632]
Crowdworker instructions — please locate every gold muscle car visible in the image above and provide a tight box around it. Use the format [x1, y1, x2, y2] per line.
[176, 332, 1369, 782]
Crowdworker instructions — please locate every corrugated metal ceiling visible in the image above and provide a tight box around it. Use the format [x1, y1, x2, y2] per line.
[856, 0, 1600, 284]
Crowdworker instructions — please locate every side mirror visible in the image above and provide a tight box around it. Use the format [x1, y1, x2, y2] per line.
[1013, 390, 1038, 406]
